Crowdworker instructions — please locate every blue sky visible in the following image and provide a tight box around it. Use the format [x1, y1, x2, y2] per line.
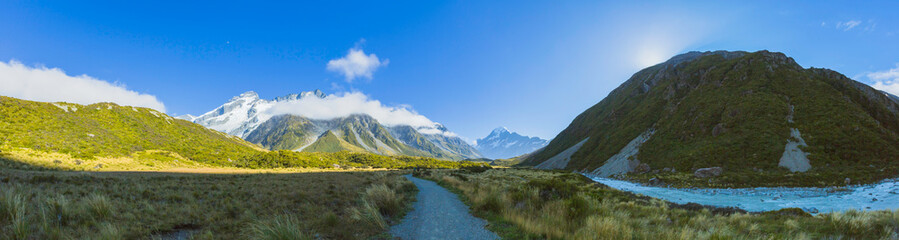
[1, 1, 898, 141]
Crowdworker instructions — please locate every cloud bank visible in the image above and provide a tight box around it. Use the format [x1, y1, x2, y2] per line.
[0, 60, 166, 112]
[326, 48, 388, 82]
[267, 91, 454, 136]
[868, 64, 899, 96]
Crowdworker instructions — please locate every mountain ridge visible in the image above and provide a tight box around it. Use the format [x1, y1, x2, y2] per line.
[522, 50, 899, 186]
[476, 127, 548, 159]
[190, 91, 482, 160]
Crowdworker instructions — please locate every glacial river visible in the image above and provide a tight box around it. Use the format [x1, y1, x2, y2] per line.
[586, 175, 899, 213]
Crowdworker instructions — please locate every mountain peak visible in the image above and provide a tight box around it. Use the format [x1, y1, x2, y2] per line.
[274, 90, 327, 102]
[232, 91, 260, 101]
[477, 127, 548, 159]
[490, 127, 510, 135]
[240, 91, 259, 98]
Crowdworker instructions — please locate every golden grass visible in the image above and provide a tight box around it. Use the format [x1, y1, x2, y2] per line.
[417, 168, 899, 239]
[0, 147, 394, 173]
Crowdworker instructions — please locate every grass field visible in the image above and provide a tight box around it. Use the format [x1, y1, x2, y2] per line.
[416, 168, 899, 239]
[0, 165, 417, 239]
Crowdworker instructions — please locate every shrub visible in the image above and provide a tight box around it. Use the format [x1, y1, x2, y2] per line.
[476, 191, 504, 214]
[461, 165, 492, 173]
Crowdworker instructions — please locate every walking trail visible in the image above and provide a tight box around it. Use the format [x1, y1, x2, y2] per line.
[390, 175, 499, 240]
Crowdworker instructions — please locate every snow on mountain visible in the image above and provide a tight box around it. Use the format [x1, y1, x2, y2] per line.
[190, 90, 325, 138]
[189, 90, 478, 159]
[476, 127, 548, 159]
[175, 114, 197, 121]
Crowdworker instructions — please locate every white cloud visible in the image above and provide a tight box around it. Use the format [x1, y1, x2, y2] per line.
[836, 20, 862, 31]
[326, 48, 388, 82]
[0, 60, 166, 112]
[266, 91, 455, 136]
[867, 64, 899, 96]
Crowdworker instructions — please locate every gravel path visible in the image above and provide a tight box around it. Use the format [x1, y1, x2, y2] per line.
[390, 175, 499, 240]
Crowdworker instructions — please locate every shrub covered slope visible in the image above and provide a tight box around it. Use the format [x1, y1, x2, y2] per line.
[523, 51, 899, 186]
[0, 96, 260, 164]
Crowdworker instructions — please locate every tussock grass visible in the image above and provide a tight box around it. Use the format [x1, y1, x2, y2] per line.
[0, 169, 417, 239]
[419, 168, 899, 239]
[247, 214, 309, 240]
[85, 193, 113, 220]
[350, 199, 388, 230]
[363, 184, 403, 217]
[349, 176, 416, 232]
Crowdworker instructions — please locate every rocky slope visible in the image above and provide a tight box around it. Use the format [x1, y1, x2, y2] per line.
[522, 50, 899, 186]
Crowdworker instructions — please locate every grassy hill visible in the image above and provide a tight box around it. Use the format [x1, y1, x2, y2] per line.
[0, 96, 261, 165]
[522, 51, 899, 187]
[244, 114, 318, 151]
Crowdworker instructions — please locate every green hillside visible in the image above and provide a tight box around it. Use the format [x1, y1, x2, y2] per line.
[245, 115, 317, 150]
[522, 51, 899, 187]
[0, 96, 262, 165]
[385, 125, 460, 159]
[303, 130, 368, 153]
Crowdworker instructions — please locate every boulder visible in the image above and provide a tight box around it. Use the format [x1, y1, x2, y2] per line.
[634, 163, 651, 173]
[694, 167, 723, 178]
[648, 177, 665, 186]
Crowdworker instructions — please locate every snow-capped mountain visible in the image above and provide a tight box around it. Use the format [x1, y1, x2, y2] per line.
[476, 127, 548, 159]
[188, 90, 481, 160]
[190, 90, 325, 138]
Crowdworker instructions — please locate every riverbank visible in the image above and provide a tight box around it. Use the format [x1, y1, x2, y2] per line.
[588, 175, 899, 213]
[416, 168, 899, 239]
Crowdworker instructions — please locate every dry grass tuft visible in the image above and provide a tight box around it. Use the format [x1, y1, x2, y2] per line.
[247, 214, 309, 240]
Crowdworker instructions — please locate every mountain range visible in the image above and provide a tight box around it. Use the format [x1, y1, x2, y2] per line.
[183, 91, 482, 160]
[522, 50, 899, 186]
[475, 127, 548, 159]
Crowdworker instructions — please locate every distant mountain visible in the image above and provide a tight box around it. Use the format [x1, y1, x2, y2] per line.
[475, 127, 548, 159]
[0, 96, 260, 164]
[190, 91, 481, 160]
[191, 90, 326, 138]
[521, 50, 899, 186]
[388, 124, 482, 160]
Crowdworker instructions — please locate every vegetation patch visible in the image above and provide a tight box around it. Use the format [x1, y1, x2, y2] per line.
[420, 168, 899, 239]
[0, 169, 417, 239]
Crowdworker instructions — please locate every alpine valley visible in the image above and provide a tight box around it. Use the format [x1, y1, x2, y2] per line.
[181, 91, 483, 160]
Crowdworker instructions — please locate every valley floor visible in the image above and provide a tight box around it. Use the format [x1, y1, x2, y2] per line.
[416, 168, 899, 239]
[0, 168, 417, 239]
